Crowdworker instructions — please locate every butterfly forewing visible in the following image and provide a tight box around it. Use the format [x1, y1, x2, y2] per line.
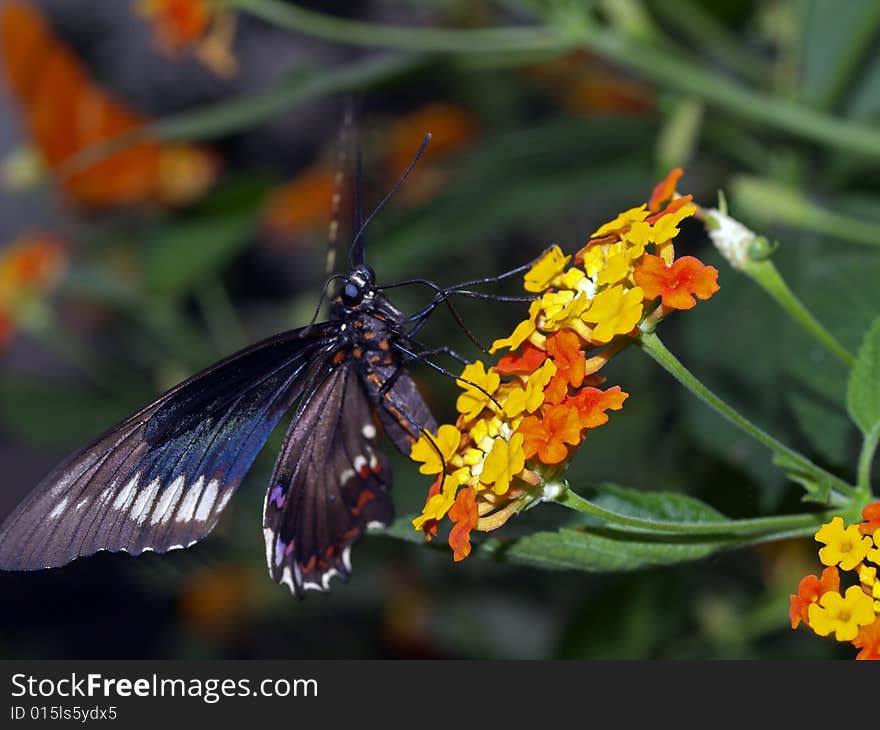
[0, 325, 338, 570]
[263, 361, 393, 597]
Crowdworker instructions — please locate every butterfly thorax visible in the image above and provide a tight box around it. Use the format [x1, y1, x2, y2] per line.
[329, 265, 406, 363]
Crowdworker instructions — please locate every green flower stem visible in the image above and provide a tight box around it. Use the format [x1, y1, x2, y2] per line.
[228, 0, 880, 161]
[226, 0, 563, 54]
[743, 259, 854, 367]
[554, 487, 831, 537]
[636, 330, 858, 500]
[731, 175, 880, 250]
[857, 428, 879, 495]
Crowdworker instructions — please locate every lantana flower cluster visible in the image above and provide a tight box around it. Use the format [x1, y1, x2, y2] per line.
[790, 503, 880, 659]
[410, 169, 720, 561]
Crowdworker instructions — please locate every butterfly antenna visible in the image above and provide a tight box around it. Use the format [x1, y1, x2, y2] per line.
[308, 274, 347, 328]
[349, 133, 431, 269]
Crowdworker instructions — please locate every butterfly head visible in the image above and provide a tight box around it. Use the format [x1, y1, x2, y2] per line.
[340, 264, 376, 309]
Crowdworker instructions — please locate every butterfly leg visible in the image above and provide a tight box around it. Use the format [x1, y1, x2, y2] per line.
[409, 344, 471, 366]
[374, 379, 449, 475]
[391, 343, 502, 411]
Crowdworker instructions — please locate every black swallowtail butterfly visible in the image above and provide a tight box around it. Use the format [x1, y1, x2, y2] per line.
[0, 131, 529, 597]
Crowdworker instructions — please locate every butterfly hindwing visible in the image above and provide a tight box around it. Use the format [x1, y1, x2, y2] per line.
[263, 360, 393, 597]
[369, 365, 438, 454]
[0, 326, 338, 570]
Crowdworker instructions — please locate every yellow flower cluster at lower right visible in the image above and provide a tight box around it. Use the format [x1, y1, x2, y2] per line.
[790, 503, 880, 659]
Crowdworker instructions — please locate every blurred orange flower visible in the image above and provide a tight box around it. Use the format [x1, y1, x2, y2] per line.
[261, 166, 337, 245]
[0, 1, 217, 209]
[137, 0, 238, 77]
[525, 52, 654, 117]
[179, 564, 264, 639]
[0, 231, 67, 350]
[383, 103, 479, 204]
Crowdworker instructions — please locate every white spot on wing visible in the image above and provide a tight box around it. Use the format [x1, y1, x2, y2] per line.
[367, 520, 386, 530]
[280, 565, 296, 593]
[215, 486, 233, 513]
[130, 479, 160, 525]
[150, 475, 185, 525]
[113, 474, 139, 510]
[340, 468, 355, 484]
[195, 479, 219, 522]
[49, 496, 69, 520]
[263, 527, 275, 572]
[176, 476, 204, 523]
[362, 423, 376, 440]
[353, 455, 367, 474]
[321, 568, 338, 590]
[342, 546, 352, 572]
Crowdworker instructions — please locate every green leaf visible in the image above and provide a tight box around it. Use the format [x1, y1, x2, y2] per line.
[771, 451, 833, 505]
[586, 483, 727, 526]
[144, 209, 257, 298]
[475, 527, 732, 572]
[847, 316, 880, 437]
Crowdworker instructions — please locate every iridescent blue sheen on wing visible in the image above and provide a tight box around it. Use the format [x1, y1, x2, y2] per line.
[0, 324, 339, 570]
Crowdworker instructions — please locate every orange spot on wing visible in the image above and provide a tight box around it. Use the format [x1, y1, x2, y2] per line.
[352, 488, 376, 515]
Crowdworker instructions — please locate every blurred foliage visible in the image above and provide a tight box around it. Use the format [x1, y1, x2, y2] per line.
[0, 0, 878, 659]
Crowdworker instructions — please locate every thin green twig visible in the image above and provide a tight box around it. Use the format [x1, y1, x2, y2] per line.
[554, 487, 832, 536]
[228, 0, 880, 161]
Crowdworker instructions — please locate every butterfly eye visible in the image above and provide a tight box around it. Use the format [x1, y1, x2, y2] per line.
[342, 281, 364, 307]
